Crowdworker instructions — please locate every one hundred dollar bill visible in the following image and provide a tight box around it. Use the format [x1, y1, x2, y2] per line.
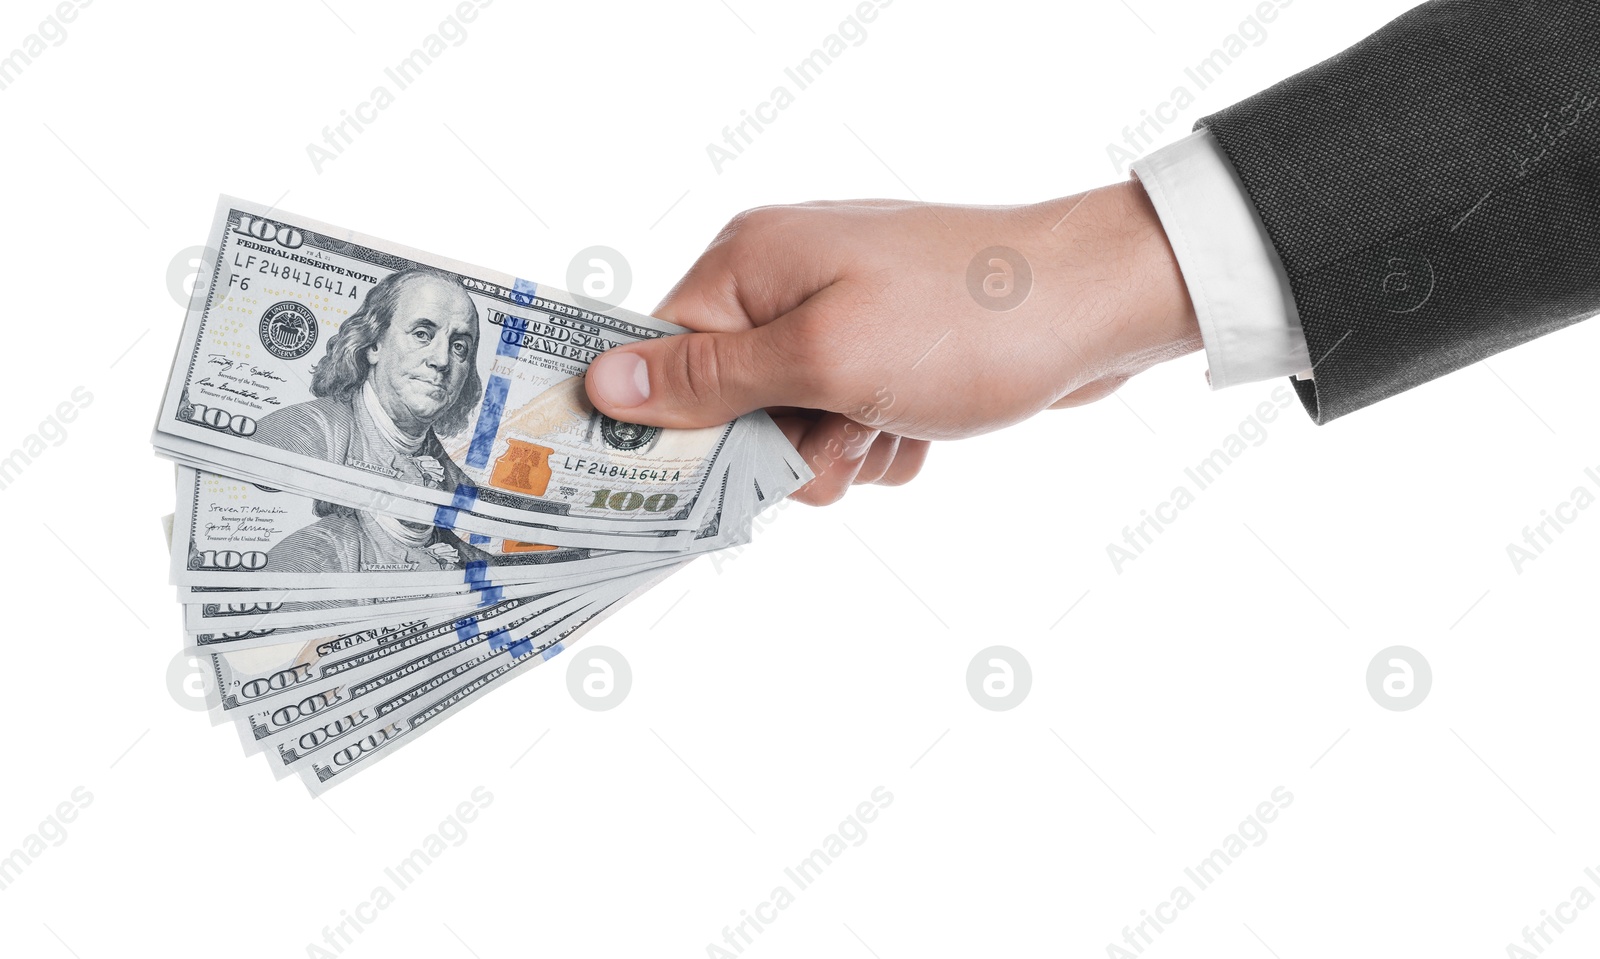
[300, 562, 684, 793]
[154, 197, 804, 544]
[234, 592, 586, 759]
[187, 616, 428, 654]
[178, 462, 745, 637]
[170, 463, 743, 590]
[257, 568, 653, 773]
[174, 466, 630, 588]
[179, 553, 682, 631]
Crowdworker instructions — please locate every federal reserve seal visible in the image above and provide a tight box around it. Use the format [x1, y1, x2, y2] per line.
[600, 415, 658, 451]
[259, 301, 319, 360]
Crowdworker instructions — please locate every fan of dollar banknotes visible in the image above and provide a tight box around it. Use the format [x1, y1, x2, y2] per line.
[153, 197, 811, 794]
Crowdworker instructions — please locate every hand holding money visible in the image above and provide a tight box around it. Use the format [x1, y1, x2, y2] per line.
[154, 198, 810, 793]
[584, 185, 1202, 503]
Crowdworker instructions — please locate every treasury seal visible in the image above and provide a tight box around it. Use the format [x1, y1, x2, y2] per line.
[600, 415, 658, 451]
[259, 301, 319, 360]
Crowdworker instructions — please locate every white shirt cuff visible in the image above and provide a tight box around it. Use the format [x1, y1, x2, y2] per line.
[1130, 128, 1312, 388]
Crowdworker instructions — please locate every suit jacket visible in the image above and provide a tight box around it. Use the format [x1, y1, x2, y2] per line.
[1199, 0, 1600, 422]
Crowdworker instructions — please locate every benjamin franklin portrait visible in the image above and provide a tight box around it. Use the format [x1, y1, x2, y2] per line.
[254, 268, 488, 574]
[254, 267, 482, 491]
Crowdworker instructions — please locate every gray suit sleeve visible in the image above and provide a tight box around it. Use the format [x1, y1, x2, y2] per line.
[1197, 0, 1600, 423]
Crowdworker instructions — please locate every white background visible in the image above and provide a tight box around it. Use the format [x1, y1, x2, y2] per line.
[2, 0, 1597, 956]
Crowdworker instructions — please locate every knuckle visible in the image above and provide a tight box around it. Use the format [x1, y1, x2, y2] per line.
[838, 420, 877, 454]
[880, 443, 929, 486]
[673, 333, 726, 410]
[814, 481, 851, 506]
[797, 478, 847, 507]
[707, 207, 797, 285]
[716, 205, 789, 245]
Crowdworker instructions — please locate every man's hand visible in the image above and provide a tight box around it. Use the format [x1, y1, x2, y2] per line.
[584, 180, 1201, 505]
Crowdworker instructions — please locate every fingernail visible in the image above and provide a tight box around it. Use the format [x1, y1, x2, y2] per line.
[589, 352, 650, 409]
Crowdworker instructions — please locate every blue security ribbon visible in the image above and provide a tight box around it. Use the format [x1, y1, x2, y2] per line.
[465, 278, 536, 470]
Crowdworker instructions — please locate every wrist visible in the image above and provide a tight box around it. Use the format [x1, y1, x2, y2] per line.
[1105, 177, 1203, 369]
[1030, 181, 1201, 379]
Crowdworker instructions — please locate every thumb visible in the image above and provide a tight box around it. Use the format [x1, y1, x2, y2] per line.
[585, 324, 805, 429]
